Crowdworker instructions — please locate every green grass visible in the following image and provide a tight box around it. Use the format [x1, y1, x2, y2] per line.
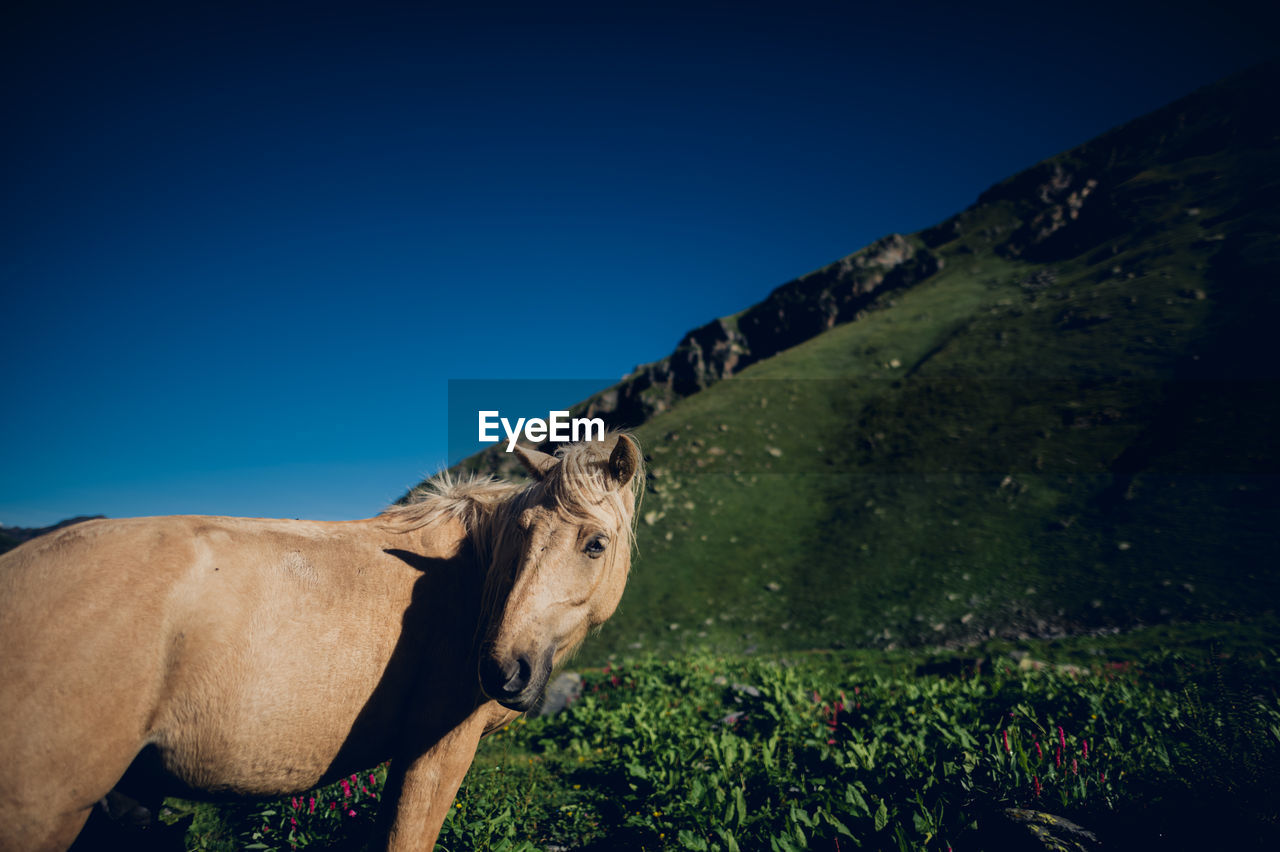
[174, 626, 1280, 850]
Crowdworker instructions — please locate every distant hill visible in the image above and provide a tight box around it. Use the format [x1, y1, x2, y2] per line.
[0, 516, 104, 556]
[436, 62, 1280, 662]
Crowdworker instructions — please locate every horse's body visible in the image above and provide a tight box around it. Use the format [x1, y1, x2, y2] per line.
[0, 436, 641, 851]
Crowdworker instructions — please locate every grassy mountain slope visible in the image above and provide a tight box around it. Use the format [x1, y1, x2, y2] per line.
[441, 63, 1280, 664]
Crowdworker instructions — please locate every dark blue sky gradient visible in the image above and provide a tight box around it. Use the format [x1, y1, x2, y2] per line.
[2, 0, 1275, 525]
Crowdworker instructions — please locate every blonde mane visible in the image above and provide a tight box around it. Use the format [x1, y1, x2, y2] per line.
[378, 433, 645, 565]
[379, 472, 523, 538]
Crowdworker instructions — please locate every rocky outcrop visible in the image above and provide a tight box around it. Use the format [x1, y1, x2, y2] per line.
[996, 164, 1100, 259]
[581, 234, 942, 428]
[452, 233, 942, 478]
[925, 61, 1280, 261]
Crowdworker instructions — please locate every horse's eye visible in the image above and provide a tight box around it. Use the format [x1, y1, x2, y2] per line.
[584, 535, 609, 558]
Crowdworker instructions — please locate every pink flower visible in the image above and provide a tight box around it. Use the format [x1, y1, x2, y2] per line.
[1033, 775, 1042, 798]
[1071, 758, 1079, 775]
[1081, 739, 1089, 759]
[1002, 729, 1010, 753]
[341, 779, 351, 799]
[369, 773, 377, 787]
[330, 802, 337, 811]
[347, 808, 357, 818]
[1034, 740, 1043, 760]
[1058, 726, 1066, 752]
[309, 797, 316, 814]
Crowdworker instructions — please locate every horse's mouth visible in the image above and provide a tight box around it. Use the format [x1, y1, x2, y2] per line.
[495, 693, 538, 712]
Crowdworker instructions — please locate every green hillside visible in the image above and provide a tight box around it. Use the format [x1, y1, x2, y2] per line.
[441, 63, 1280, 665]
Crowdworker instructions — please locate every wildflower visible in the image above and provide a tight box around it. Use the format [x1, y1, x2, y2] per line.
[341, 779, 351, 799]
[290, 816, 298, 829]
[1072, 758, 1079, 775]
[1033, 740, 1043, 760]
[1058, 726, 1066, 752]
[1002, 729, 1011, 753]
[330, 802, 337, 811]
[309, 797, 316, 813]
[1100, 772, 1107, 783]
[1081, 739, 1089, 759]
[1033, 775, 1042, 798]
[347, 809, 357, 818]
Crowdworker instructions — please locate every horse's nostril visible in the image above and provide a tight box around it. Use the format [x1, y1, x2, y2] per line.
[505, 654, 533, 693]
[482, 653, 533, 698]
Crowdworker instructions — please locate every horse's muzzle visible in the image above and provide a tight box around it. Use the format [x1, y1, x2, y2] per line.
[479, 648, 552, 711]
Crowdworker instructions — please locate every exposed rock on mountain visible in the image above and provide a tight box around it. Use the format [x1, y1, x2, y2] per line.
[583, 234, 942, 427]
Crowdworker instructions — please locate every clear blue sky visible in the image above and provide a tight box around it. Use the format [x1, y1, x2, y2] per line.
[1, 0, 1275, 526]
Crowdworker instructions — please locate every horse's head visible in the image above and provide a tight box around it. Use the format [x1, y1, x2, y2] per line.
[477, 433, 642, 711]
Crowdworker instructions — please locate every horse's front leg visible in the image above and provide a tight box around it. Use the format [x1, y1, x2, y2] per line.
[375, 711, 488, 851]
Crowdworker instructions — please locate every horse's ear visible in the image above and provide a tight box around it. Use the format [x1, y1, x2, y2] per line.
[608, 434, 640, 489]
[514, 444, 559, 480]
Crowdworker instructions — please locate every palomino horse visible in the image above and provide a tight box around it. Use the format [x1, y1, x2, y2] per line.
[0, 434, 642, 851]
